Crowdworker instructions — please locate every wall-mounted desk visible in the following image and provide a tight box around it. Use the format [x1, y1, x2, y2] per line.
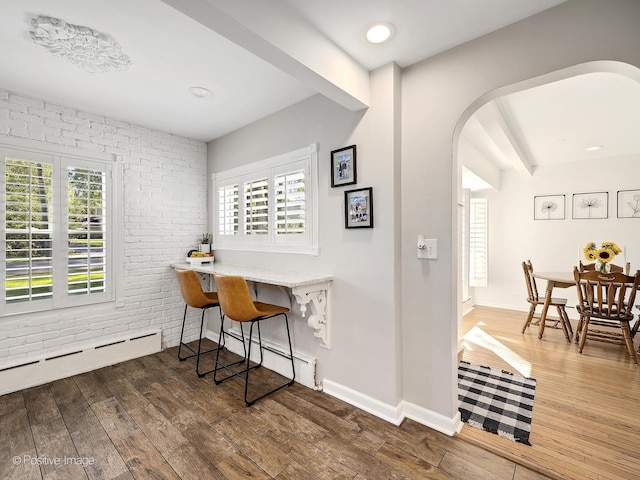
[170, 262, 334, 348]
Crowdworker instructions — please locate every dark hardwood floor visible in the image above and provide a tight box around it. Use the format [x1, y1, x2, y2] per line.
[0, 339, 547, 480]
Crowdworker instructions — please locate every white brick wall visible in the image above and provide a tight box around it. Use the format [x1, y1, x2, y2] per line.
[0, 88, 211, 365]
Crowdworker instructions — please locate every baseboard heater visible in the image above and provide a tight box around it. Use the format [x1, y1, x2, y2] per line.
[206, 328, 319, 390]
[0, 328, 161, 396]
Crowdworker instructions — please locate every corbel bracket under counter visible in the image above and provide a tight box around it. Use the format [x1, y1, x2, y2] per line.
[291, 282, 331, 348]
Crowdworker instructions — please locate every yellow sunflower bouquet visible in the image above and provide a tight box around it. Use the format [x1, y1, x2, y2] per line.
[583, 241, 622, 272]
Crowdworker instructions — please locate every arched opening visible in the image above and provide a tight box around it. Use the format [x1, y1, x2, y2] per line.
[451, 60, 640, 472]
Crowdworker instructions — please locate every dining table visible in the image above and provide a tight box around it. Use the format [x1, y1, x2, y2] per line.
[532, 271, 576, 339]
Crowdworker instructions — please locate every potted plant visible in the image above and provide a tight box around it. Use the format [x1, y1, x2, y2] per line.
[199, 233, 212, 254]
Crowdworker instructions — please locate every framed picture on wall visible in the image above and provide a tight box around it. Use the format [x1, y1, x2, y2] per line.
[345, 187, 373, 228]
[331, 145, 357, 187]
[617, 189, 640, 218]
[572, 192, 608, 219]
[534, 194, 565, 220]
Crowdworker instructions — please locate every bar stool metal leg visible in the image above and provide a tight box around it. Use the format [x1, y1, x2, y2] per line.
[178, 304, 224, 377]
[243, 314, 295, 406]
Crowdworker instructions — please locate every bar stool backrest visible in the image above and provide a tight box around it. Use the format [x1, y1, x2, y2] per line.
[214, 274, 261, 322]
[175, 269, 216, 308]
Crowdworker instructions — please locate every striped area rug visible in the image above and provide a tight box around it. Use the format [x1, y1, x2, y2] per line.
[458, 361, 536, 445]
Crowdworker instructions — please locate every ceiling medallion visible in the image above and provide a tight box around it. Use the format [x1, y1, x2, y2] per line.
[29, 16, 132, 73]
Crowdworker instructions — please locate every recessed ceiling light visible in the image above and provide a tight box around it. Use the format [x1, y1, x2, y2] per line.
[365, 23, 394, 44]
[585, 145, 604, 151]
[189, 86, 212, 98]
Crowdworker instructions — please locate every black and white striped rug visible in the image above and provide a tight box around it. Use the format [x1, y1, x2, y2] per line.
[458, 361, 536, 445]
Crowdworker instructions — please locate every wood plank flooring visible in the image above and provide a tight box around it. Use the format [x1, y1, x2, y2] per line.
[0, 339, 546, 480]
[459, 306, 640, 480]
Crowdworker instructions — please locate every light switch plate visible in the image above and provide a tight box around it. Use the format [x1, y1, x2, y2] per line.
[425, 239, 437, 259]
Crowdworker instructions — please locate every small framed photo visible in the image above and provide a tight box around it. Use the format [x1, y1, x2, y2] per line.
[331, 145, 357, 187]
[572, 192, 608, 219]
[617, 189, 640, 218]
[534, 194, 565, 220]
[345, 187, 373, 229]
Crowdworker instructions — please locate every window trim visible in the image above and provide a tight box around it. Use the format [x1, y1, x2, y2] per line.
[0, 137, 123, 316]
[212, 144, 319, 256]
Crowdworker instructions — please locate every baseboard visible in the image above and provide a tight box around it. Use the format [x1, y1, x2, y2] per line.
[0, 329, 161, 396]
[322, 379, 403, 425]
[400, 401, 463, 435]
[206, 328, 318, 390]
[472, 302, 579, 320]
[322, 378, 461, 436]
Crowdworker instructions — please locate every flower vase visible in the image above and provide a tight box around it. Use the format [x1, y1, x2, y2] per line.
[596, 261, 610, 273]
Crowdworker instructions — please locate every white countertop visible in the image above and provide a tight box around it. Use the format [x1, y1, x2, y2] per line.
[170, 262, 334, 289]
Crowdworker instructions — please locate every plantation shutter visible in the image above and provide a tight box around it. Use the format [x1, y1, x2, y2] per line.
[218, 183, 239, 236]
[469, 197, 488, 287]
[244, 177, 269, 235]
[212, 143, 317, 254]
[274, 168, 305, 235]
[67, 165, 107, 296]
[4, 157, 54, 304]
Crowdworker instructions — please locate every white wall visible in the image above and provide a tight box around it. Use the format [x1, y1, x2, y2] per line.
[474, 154, 640, 312]
[401, 0, 640, 422]
[207, 64, 403, 407]
[0, 89, 208, 365]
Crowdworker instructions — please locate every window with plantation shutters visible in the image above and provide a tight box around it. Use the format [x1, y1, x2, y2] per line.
[274, 168, 305, 236]
[218, 184, 239, 236]
[4, 157, 54, 304]
[1, 145, 118, 316]
[213, 144, 318, 255]
[67, 166, 107, 296]
[244, 177, 269, 235]
[469, 197, 488, 287]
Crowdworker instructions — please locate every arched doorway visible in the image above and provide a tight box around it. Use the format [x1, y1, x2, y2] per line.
[451, 60, 640, 476]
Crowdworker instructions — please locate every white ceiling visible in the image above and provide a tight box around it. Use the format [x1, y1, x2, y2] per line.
[498, 72, 640, 165]
[460, 72, 640, 190]
[281, 0, 566, 70]
[0, 0, 567, 142]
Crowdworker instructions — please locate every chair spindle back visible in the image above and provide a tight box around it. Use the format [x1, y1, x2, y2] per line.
[522, 260, 539, 303]
[574, 267, 640, 321]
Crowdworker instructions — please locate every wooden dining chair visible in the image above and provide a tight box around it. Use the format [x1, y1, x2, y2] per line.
[579, 260, 630, 274]
[574, 267, 640, 364]
[521, 260, 573, 341]
[579, 262, 639, 339]
[212, 274, 295, 406]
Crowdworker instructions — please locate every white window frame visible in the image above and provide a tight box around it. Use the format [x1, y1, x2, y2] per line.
[460, 189, 471, 302]
[213, 144, 319, 255]
[0, 139, 123, 316]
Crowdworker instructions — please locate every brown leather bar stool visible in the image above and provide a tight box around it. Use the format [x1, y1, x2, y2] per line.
[212, 273, 295, 406]
[175, 268, 226, 377]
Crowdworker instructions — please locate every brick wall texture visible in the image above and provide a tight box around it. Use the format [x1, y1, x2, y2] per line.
[0, 89, 209, 365]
